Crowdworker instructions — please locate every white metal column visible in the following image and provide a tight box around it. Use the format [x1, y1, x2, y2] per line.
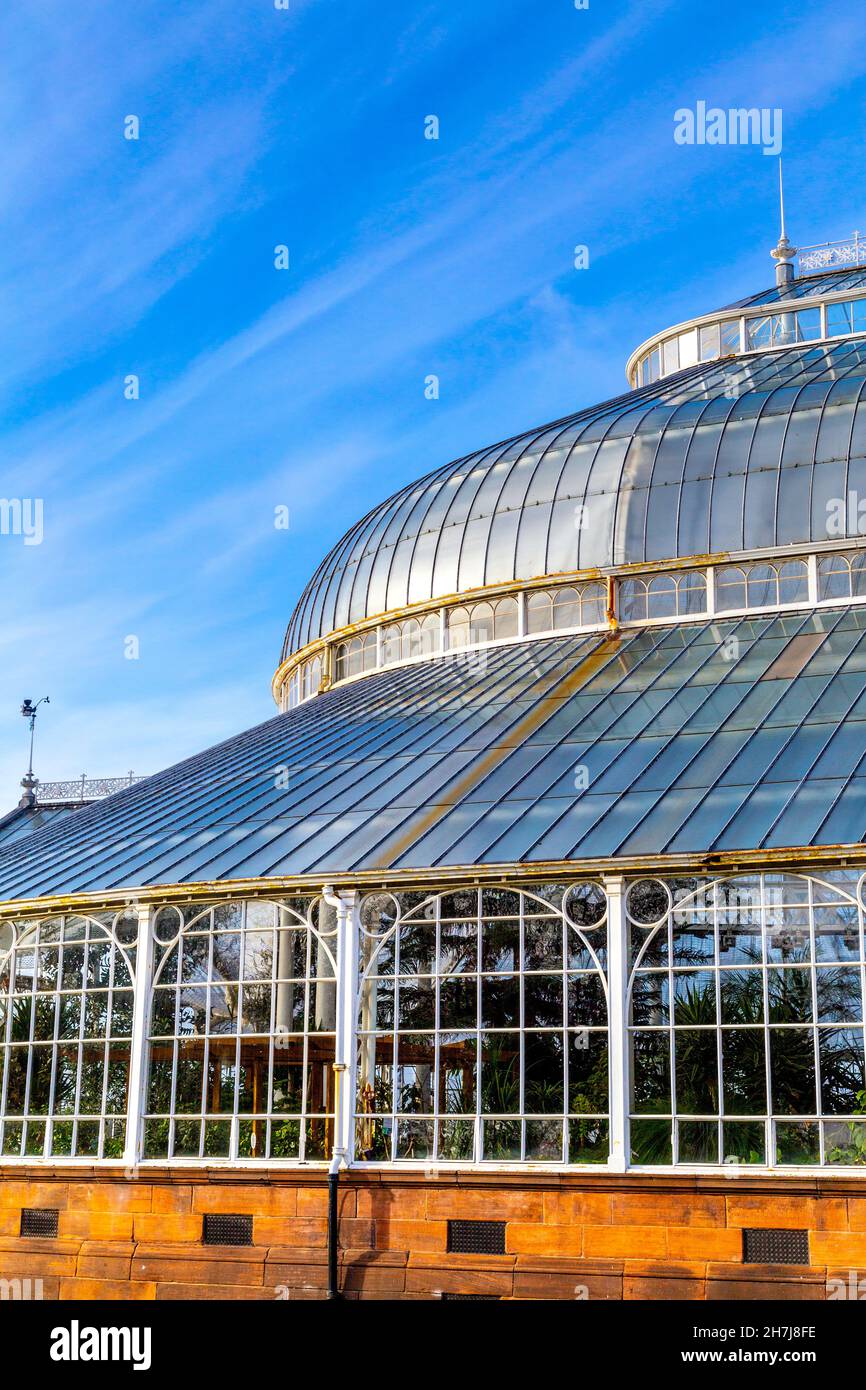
[604, 875, 629, 1173]
[124, 901, 154, 1167]
[325, 887, 360, 1168]
[807, 553, 819, 606]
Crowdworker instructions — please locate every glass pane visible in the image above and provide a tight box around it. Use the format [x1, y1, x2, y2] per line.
[776, 1120, 819, 1165]
[700, 324, 721, 359]
[631, 1031, 670, 1113]
[723, 1120, 765, 1165]
[568, 1116, 608, 1164]
[678, 1119, 718, 1163]
[722, 1029, 766, 1113]
[770, 1030, 817, 1115]
[630, 1117, 672, 1164]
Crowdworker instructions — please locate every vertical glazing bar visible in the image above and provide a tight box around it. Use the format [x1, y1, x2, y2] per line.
[760, 876, 774, 1168]
[604, 875, 628, 1172]
[124, 902, 154, 1166]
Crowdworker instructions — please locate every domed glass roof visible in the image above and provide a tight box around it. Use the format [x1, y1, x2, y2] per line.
[283, 335, 866, 657]
[723, 265, 866, 309]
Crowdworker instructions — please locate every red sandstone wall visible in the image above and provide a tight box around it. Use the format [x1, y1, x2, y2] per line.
[0, 1168, 865, 1300]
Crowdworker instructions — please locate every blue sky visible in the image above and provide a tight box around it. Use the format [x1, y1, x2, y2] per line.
[2, 0, 865, 801]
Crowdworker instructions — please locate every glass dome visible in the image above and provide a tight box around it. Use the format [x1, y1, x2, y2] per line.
[628, 266, 866, 389]
[283, 330, 866, 659]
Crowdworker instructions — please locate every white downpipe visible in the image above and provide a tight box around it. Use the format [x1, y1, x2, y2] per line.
[322, 885, 360, 1169]
[604, 875, 629, 1173]
[123, 902, 154, 1167]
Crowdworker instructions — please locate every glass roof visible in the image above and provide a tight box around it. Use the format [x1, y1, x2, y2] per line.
[284, 339, 866, 655]
[5, 604, 866, 899]
[0, 804, 75, 849]
[723, 266, 866, 309]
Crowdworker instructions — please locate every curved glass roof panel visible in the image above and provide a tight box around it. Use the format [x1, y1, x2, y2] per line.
[724, 266, 866, 309]
[6, 606, 866, 900]
[282, 340, 866, 656]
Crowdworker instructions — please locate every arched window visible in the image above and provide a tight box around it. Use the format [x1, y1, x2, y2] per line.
[715, 566, 748, 612]
[380, 615, 440, 665]
[819, 555, 852, 601]
[382, 624, 402, 665]
[745, 563, 778, 608]
[298, 656, 322, 700]
[468, 601, 495, 644]
[492, 596, 519, 640]
[144, 897, 337, 1162]
[847, 553, 866, 599]
[0, 911, 137, 1160]
[574, 582, 607, 626]
[527, 583, 606, 635]
[552, 586, 583, 629]
[447, 606, 472, 648]
[285, 668, 301, 709]
[355, 883, 609, 1164]
[775, 560, 809, 606]
[645, 575, 678, 619]
[405, 617, 442, 661]
[677, 569, 708, 614]
[526, 591, 554, 634]
[620, 572, 707, 622]
[334, 638, 359, 682]
[419, 611, 441, 656]
[334, 631, 378, 682]
[398, 619, 419, 661]
[720, 559, 809, 612]
[627, 872, 866, 1167]
[620, 578, 651, 622]
[818, 552, 866, 602]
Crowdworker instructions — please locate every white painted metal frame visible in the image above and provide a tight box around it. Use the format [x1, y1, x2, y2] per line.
[625, 871, 866, 1171]
[0, 911, 137, 1163]
[351, 885, 610, 1167]
[2, 873, 866, 1172]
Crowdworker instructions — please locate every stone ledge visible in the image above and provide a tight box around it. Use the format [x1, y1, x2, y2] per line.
[623, 1259, 708, 1278]
[0, 1235, 81, 1256]
[132, 1241, 266, 1263]
[406, 1250, 517, 1270]
[513, 1254, 624, 1274]
[706, 1261, 825, 1283]
[156, 1282, 276, 1301]
[341, 1248, 408, 1267]
[264, 1244, 328, 1265]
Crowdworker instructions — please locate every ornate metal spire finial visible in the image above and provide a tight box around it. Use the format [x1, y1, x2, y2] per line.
[19, 695, 49, 807]
[770, 160, 797, 286]
[772, 159, 800, 280]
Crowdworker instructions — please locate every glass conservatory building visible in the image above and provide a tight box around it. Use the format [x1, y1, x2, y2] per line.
[3, 241, 866, 1300]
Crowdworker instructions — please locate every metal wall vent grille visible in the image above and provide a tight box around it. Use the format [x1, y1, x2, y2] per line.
[20, 1208, 59, 1238]
[442, 1293, 501, 1300]
[742, 1228, 809, 1264]
[202, 1213, 254, 1247]
[447, 1220, 506, 1255]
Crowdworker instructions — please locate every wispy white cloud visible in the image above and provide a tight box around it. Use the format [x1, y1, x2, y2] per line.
[2, 0, 866, 810]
